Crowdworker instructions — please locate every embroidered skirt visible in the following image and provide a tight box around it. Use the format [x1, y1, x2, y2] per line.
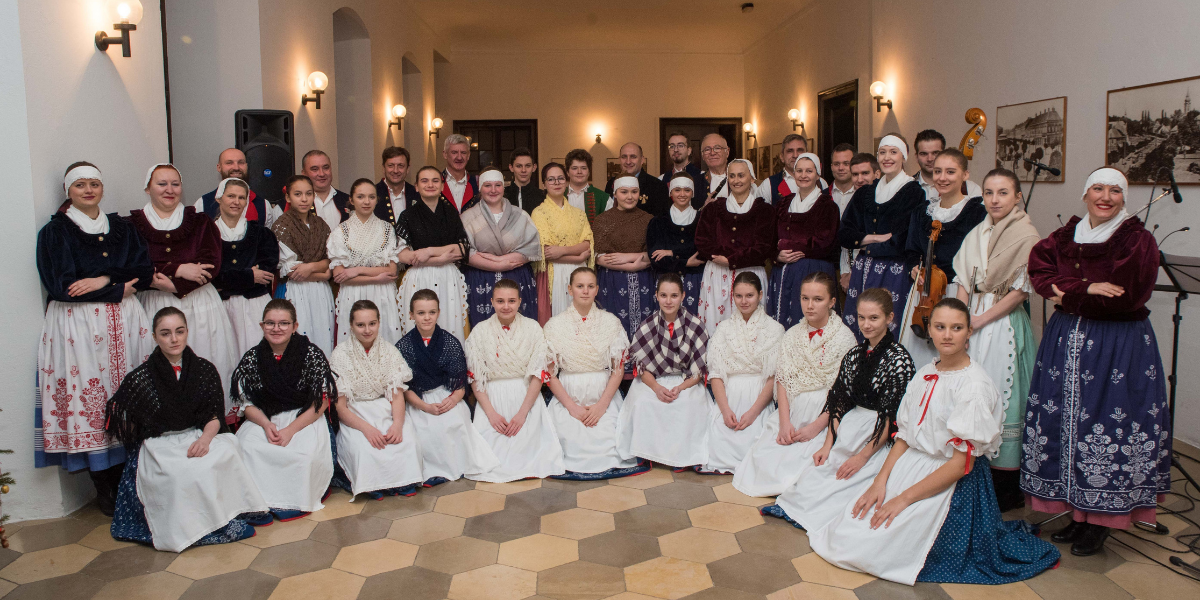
[681, 271, 704, 315]
[140, 285, 240, 420]
[236, 407, 334, 512]
[596, 267, 657, 354]
[468, 377, 566, 482]
[698, 262, 768, 336]
[841, 256, 912, 342]
[702, 374, 775, 473]
[406, 386, 499, 481]
[465, 264, 538, 327]
[768, 258, 837, 329]
[1020, 312, 1171, 520]
[398, 264, 469, 342]
[36, 296, 152, 466]
[335, 282, 404, 347]
[279, 280, 336, 357]
[548, 371, 638, 474]
[223, 294, 272, 359]
[733, 387, 830, 497]
[617, 374, 711, 468]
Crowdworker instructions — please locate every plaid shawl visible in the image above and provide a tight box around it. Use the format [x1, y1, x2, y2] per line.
[629, 309, 708, 378]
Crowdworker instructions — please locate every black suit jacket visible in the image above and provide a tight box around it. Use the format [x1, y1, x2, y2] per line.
[605, 171, 671, 217]
[330, 188, 352, 223]
[504, 181, 546, 215]
[374, 179, 418, 224]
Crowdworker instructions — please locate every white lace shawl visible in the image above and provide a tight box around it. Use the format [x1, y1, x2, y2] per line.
[705, 305, 785, 381]
[465, 314, 548, 386]
[329, 336, 412, 403]
[544, 303, 628, 374]
[327, 214, 399, 269]
[776, 315, 857, 398]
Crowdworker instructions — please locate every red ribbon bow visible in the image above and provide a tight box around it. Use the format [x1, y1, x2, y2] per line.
[502, 325, 510, 331]
[172, 365, 182, 376]
[668, 322, 675, 338]
[808, 328, 824, 340]
[422, 337, 431, 345]
[917, 373, 938, 426]
[947, 438, 975, 475]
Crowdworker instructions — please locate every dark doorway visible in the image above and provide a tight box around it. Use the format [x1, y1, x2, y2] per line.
[453, 119, 538, 180]
[658, 118, 743, 177]
[817, 80, 859, 184]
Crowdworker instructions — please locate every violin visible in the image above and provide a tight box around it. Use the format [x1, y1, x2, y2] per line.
[910, 220, 948, 340]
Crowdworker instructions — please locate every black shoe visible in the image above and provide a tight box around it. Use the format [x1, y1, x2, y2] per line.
[1070, 524, 1110, 556]
[1051, 520, 1088, 543]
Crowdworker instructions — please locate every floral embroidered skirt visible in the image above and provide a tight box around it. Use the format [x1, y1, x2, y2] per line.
[596, 266, 657, 365]
[842, 256, 911, 342]
[768, 258, 837, 329]
[1020, 312, 1171, 521]
[465, 265, 538, 328]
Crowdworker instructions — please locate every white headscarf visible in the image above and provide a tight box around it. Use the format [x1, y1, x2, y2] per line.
[877, 135, 908, 161]
[64, 165, 102, 191]
[613, 176, 639, 191]
[478, 170, 505, 186]
[668, 177, 694, 192]
[62, 164, 109, 234]
[874, 136, 913, 204]
[1074, 168, 1131, 244]
[144, 163, 181, 188]
[793, 152, 822, 178]
[725, 159, 759, 214]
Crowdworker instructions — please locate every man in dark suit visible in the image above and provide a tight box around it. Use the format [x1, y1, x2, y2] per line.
[605, 142, 670, 217]
[503, 147, 545, 214]
[375, 146, 418, 224]
[301, 149, 350, 230]
[660, 132, 706, 208]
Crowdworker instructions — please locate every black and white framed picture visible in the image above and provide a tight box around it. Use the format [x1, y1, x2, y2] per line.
[995, 97, 1067, 183]
[1107, 75, 1200, 184]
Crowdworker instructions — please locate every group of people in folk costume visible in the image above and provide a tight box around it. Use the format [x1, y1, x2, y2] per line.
[34, 129, 1169, 584]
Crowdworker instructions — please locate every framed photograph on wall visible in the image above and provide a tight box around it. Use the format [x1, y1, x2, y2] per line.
[995, 97, 1067, 183]
[1107, 75, 1200, 184]
[606, 158, 623, 182]
[770, 143, 784, 177]
[747, 147, 759, 171]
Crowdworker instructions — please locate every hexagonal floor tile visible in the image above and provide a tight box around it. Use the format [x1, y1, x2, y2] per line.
[687, 502, 763, 533]
[1023, 564, 1134, 600]
[713, 483, 772, 507]
[537, 560, 626, 600]
[306, 491, 366, 521]
[506, 487, 578, 516]
[541, 508, 615, 540]
[388, 511, 466, 545]
[940, 581, 1042, 600]
[331, 538, 420, 576]
[166, 542, 260, 580]
[422, 478, 476, 497]
[1102, 561, 1200, 599]
[463, 509, 542, 543]
[177, 568, 280, 600]
[707, 551, 802, 595]
[308, 514, 392, 547]
[623, 556, 713, 599]
[414, 536, 499, 575]
[658, 528, 740, 564]
[578, 530, 661, 568]
[0, 544, 101, 584]
[672, 470, 732, 487]
[542, 478, 609, 493]
[249, 539, 339, 578]
[357, 566, 452, 600]
[767, 581, 859, 600]
[497, 534, 579, 572]
[643, 483, 718, 511]
[850, 579, 952, 600]
[683, 588, 766, 600]
[735, 523, 811, 560]
[577, 486, 647, 513]
[266, 567, 365, 600]
[240, 517, 318, 549]
[609, 467, 675, 490]
[76, 524, 134, 553]
[435, 490, 508, 518]
[448, 564, 537, 600]
[789, 553, 875, 589]
[614, 505, 692, 538]
[91, 570, 192, 600]
[475, 479, 543, 495]
[360, 492, 438, 520]
[80, 544, 178, 582]
[6, 518, 99, 553]
[0, 572, 105, 600]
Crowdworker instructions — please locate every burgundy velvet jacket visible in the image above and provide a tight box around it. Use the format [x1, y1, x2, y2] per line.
[694, 197, 777, 270]
[128, 207, 223, 299]
[774, 192, 840, 264]
[1028, 215, 1157, 321]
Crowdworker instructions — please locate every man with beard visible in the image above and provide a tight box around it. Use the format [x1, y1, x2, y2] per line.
[604, 142, 670, 217]
[660, 132, 705, 207]
[194, 148, 281, 227]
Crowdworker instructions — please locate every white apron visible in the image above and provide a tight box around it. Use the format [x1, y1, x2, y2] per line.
[549, 371, 637, 474]
[733, 387, 829, 497]
[550, 261, 586, 317]
[468, 378, 566, 482]
[617, 374, 711, 468]
[406, 386, 500, 481]
[283, 280, 335, 357]
[223, 294, 271, 359]
[139, 285, 239, 416]
[335, 283, 404, 347]
[399, 264, 468, 341]
[236, 407, 333, 512]
[337, 397, 424, 496]
[898, 282, 960, 368]
[702, 374, 775, 473]
[137, 430, 266, 553]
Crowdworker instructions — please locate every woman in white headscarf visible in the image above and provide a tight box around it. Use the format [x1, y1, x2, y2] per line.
[647, 173, 705, 313]
[1021, 167, 1171, 557]
[694, 159, 777, 335]
[209, 177, 279, 357]
[768, 153, 841, 329]
[461, 168, 543, 327]
[837, 136, 926, 341]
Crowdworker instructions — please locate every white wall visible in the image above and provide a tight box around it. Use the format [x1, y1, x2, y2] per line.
[1, 0, 170, 522]
[332, 7, 373, 191]
[165, 0, 265, 196]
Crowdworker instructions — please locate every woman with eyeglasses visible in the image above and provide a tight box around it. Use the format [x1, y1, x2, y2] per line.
[531, 162, 594, 324]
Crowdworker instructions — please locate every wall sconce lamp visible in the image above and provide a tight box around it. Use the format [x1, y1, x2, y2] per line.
[388, 104, 406, 131]
[743, 121, 756, 144]
[95, 1, 143, 58]
[870, 81, 893, 112]
[595, 132, 602, 144]
[429, 117, 444, 139]
[302, 71, 328, 109]
[787, 109, 806, 135]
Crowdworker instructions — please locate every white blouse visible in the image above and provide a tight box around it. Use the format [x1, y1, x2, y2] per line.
[894, 361, 1003, 459]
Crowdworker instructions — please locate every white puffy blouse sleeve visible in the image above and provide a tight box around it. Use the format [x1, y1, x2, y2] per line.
[944, 379, 1004, 458]
[277, 241, 301, 276]
[326, 225, 351, 269]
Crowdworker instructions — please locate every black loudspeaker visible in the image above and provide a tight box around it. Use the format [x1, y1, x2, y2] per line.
[235, 109, 295, 207]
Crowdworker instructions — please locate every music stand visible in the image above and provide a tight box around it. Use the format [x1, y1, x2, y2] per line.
[1157, 252, 1200, 495]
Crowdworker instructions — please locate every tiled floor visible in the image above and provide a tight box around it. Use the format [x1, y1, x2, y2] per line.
[2, 465, 1199, 600]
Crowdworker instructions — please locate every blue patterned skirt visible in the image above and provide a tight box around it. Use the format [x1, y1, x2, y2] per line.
[842, 256, 912, 341]
[681, 271, 704, 315]
[465, 264, 538, 327]
[917, 457, 1060, 583]
[768, 258, 837, 329]
[110, 443, 255, 548]
[1019, 312, 1171, 515]
[597, 267, 657, 374]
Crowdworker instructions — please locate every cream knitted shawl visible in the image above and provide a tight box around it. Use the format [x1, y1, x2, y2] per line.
[327, 214, 398, 269]
[705, 305, 785, 381]
[465, 314, 548, 386]
[776, 315, 856, 398]
[544, 303, 628, 373]
[329, 336, 412, 403]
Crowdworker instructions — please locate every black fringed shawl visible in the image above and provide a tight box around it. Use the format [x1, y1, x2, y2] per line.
[821, 331, 916, 446]
[229, 334, 338, 420]
[394, 197, 470, 259]
[105, 347, 227, 449]
[395, 326, 468, 395]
